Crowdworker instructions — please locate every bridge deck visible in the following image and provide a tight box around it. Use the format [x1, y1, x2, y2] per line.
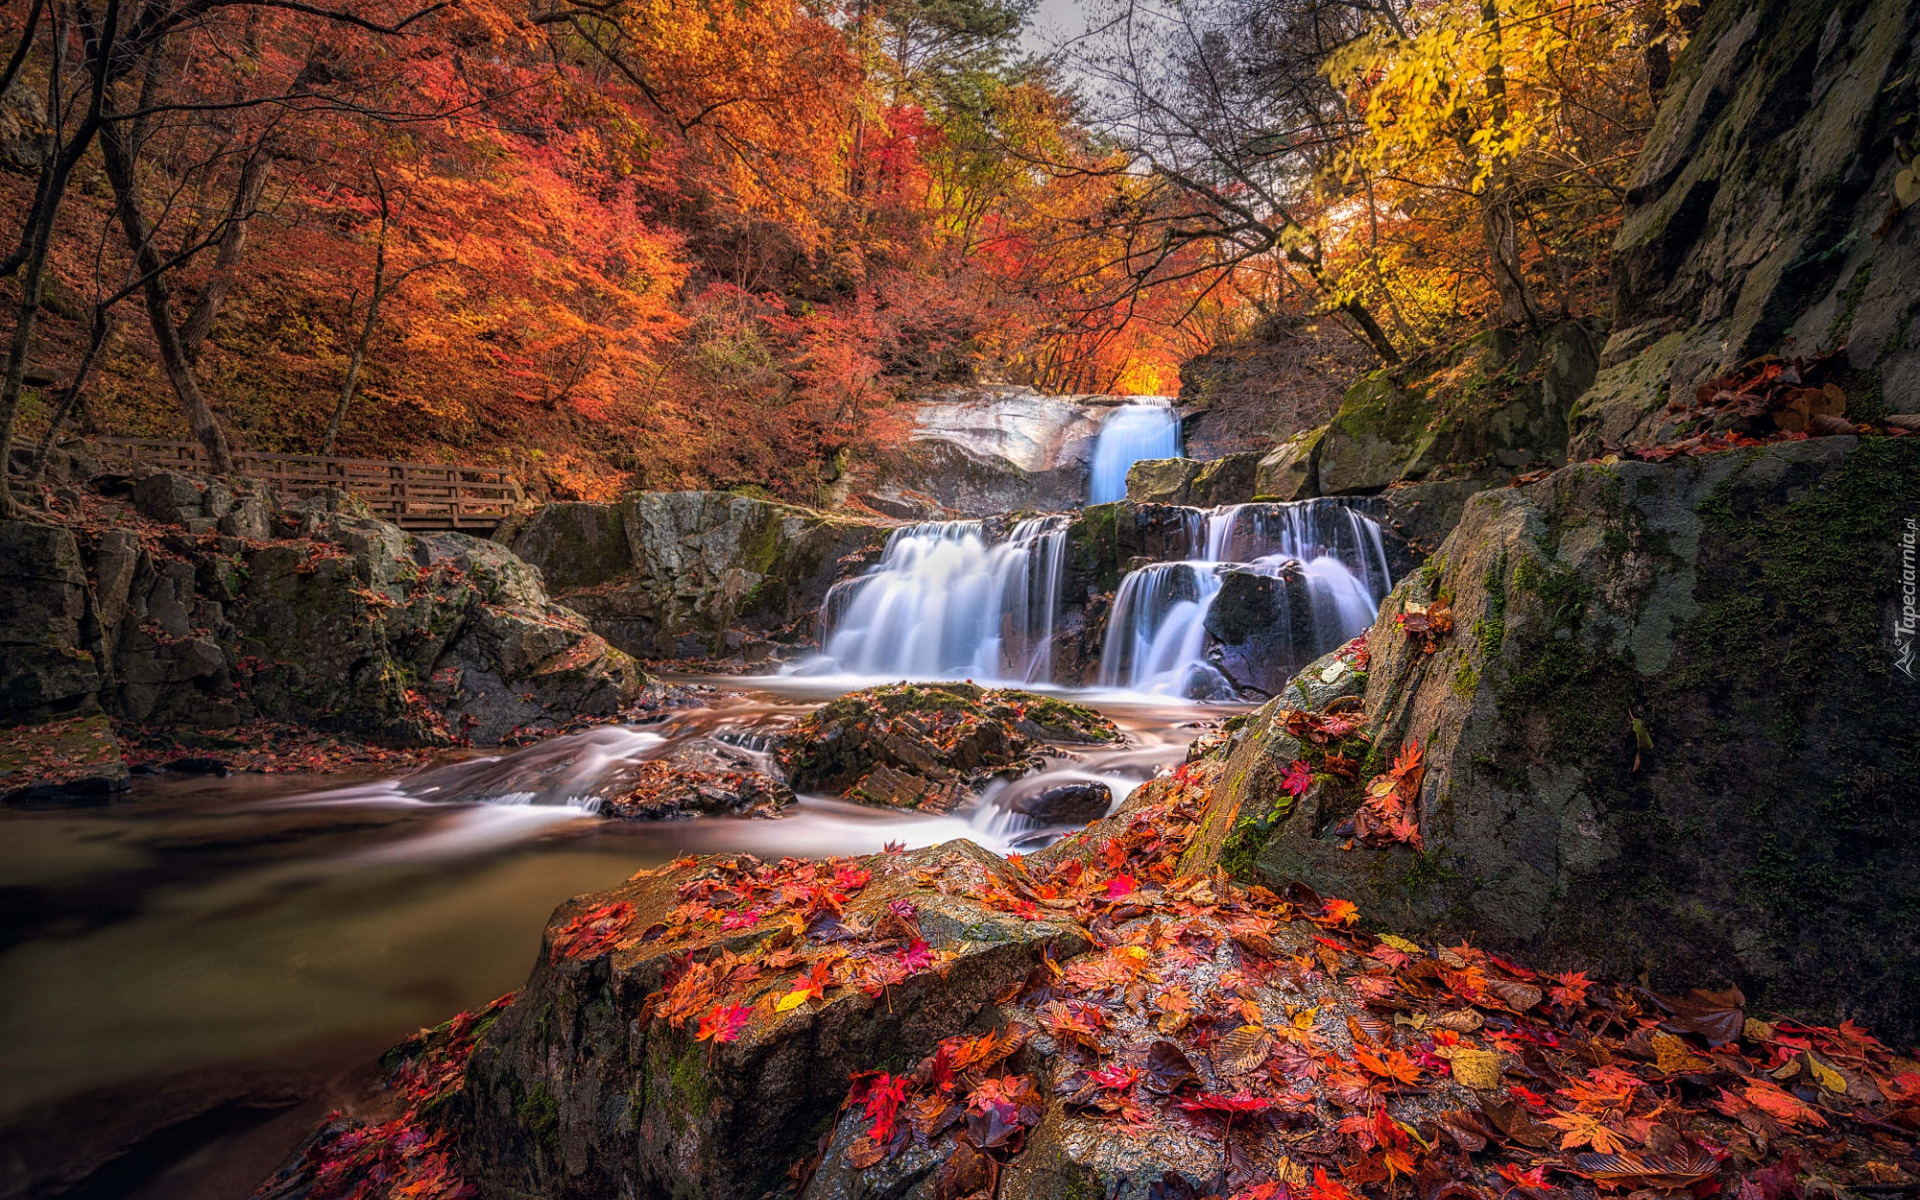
[92, 438, 522, 531]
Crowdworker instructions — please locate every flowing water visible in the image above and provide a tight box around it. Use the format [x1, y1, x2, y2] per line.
[0, 677, 1229, 1199]
[1088, 402, 1182, 504]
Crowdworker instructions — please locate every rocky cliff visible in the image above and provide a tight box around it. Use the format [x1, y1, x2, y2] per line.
[1575, 0, 1920, 453]
[498, 491, 894, 662]
[0, 470, 650, 773]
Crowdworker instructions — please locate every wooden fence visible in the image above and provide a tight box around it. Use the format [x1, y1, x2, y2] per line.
[91, 437, 523, 531]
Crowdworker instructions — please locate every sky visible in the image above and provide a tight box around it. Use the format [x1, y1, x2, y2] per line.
[1021, 0, 1087, 57]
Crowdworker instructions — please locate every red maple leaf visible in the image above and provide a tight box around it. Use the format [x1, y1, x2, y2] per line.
[899, 939, 934, 971]
[1282, 759, 1313, 796]
[695, 1003, 751, 1044]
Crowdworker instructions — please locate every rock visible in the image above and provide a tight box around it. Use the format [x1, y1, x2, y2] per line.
[492, 501, 632, 591]
[1581, 0, 1920, 456]
[0, 713, 129, 804]
[457, 840, 1090, 1200]
[1373, 478, 1494, 561]
[0, 520, 104, 723]
[1315, 323, 1600, 495]
[130, 469, 212, 526]
[1254, 426, 1325, 500]
[1212, 439, 1920, 1041]
[600, 738, 793, 819]
[1188, 451, 1262, 507]
[865, 439, 1087, 518]
[1125, 457, 1202, 504]
[513, 491, 892, 659]
[1006, 780, 1112, 824]
[776, 682, 1121, 811]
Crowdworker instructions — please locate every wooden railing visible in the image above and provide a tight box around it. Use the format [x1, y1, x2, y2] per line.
[91, 437, 523, 531]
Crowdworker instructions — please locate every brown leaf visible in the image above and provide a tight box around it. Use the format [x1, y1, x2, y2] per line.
[1144, 1039, 1199, 1094]
[1213, 1023, 1274, 1076]
[934, 1137, 998, 1200]
[1489, 979, 1543, 1012]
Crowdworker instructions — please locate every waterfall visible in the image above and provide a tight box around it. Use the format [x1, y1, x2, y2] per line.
[806, 515, 1069, 683]
[1098, 499, 1395, 699]
[1089, 402, 1181, 505]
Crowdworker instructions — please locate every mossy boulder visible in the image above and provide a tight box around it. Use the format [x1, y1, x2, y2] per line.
[776, 682, 1120, 810]
[1123, 457, 1202, 504]
[1253, 426, 1326, 501]
[1204, 438, 1920, 1041]
[457, 841, 1089, 1200]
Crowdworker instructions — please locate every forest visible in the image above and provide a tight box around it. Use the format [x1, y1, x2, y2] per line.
[0, 0, 1916, 1199]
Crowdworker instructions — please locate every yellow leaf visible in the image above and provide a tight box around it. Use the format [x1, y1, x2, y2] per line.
[774, 988, 812, 1013]
[1379, 934, 1424, 956]
[1447, 1046, 1503, 1090]
[1809, 1054, 1848, 1095]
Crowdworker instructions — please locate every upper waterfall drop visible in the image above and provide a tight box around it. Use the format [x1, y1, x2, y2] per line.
[1088, 402, 1181, 505]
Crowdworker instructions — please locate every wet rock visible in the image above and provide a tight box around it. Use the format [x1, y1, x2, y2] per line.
[491, 501, 632, 592]
[776, 682, 1121, 810]
[600, 738, 793, 819]
[1188, 451, 1262, 507]
[1213, 439, 1920, 1040]
[1007, 780, 1112, 825]
[458, 840, 1090, 1200]
[0, 713, 129, 804]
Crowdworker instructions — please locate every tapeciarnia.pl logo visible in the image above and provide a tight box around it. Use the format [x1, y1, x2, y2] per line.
[1898, 516, 1917, 681]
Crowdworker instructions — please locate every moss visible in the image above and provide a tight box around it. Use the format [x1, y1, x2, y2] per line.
[517, 1085, 561, 1148]
[665, 1041, 714, 1135]
[1474, 552, 1508, 658]
[1451, 658, 1480, 700]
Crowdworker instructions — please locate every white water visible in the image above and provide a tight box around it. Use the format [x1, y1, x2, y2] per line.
[1089, 402, 1181, 504]
[1099, 499, 1394, 699]
[806, 515, 1068, 683]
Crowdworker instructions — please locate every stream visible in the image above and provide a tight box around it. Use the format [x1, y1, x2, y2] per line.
[0, 677, 1233, 1200]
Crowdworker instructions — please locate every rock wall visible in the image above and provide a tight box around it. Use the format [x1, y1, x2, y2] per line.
[0, 471, 648, 750]
[500, 491, 894, 661]
[1205, 438, 1920, 1039]
[1575, 0, 1920, 454]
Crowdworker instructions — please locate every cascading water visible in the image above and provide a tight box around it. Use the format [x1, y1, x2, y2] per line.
[1100, 498, 1395, 699]
[1088, 402, 1181, 504]
[805, 515, 1068, 683]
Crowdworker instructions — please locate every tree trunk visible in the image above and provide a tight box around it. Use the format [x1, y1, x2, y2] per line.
[27, 307, 111, 482]
[99, 110, 236, 474]
[180, 150, 274, 363]
[1477, 0, 1539, 329]
[322, 239, 387, 455]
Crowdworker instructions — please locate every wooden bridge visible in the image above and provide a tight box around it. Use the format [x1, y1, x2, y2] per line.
[92, 437, 523, 531]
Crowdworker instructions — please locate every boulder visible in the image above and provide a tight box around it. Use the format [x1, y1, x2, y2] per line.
[1253, 426, 1325, 500]
[1210, 438, 1920, 1041]
[776, 682, 1120, 812]
[1316, 324, 1600, 496]
[458, 841, 1090, 1200]
[1188, 451, 1262, 507]
[600, 738, 793, 819]
[1577, 0, 1920, 457]
[511, 491, 893, 660]
[0, 713, 129, 804]
[1005, 779, 1112, 825]
[866, 439, 1088, 517]
[1124, 457, 1202, 504]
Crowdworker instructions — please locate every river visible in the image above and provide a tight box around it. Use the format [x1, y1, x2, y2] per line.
[0, 677, 1235, 1200]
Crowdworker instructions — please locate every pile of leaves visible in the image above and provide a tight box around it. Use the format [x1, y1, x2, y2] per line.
[776, 682, 1121, 811]
[252, 995, 515, 1200]
[117, 720, 447, 776]
[0, 715, 121, 795]
[824, 760, 1919, 1200]
[1617, 353, 1918, 462]
[599, 756, 794, 820]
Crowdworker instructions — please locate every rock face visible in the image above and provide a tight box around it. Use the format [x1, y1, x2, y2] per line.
[776, 682, 1120, 811]
[0, 472, 649, 749]
[1212, 439, 1920, 1040]
[500, 491, 893, 661]
[1576, 0, 1920, 457]
[458, 841, 1089, 1200]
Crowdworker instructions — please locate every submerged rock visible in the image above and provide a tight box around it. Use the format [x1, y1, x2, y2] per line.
[775, 682, 1121, 811]
[1007, 780, 1112, 825]
[600, 738, 793, 819]
[458, 840, 1089, 1200]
